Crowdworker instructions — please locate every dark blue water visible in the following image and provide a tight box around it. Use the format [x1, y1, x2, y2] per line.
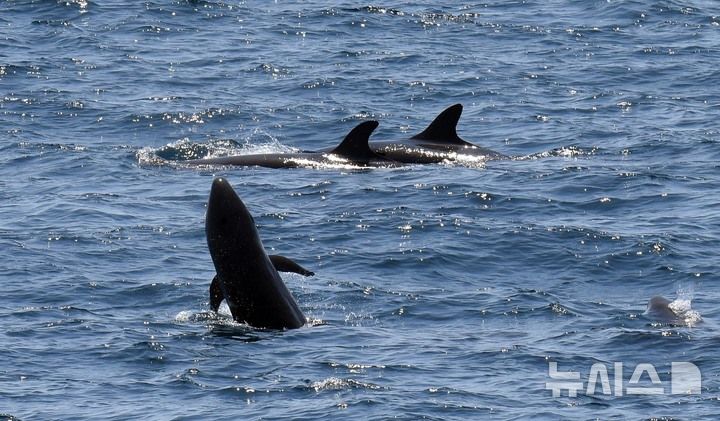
[2, 1, 720, 419]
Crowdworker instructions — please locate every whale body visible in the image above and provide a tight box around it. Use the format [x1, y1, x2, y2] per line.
[205, 177, 313, 329]
[367, 104, 507, 163]
[187, 121, 395, 168]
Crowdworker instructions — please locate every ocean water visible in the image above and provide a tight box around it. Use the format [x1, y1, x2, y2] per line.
[2, 0, 720, 419]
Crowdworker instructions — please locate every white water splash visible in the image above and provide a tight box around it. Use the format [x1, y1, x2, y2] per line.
[670, 288, 702, 326]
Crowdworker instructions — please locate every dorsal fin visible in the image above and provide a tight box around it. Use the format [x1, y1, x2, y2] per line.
[329, 120, 381, 161]
[411, 104, 465, 144]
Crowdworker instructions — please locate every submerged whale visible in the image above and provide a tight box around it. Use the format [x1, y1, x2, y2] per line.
[320, 103, 507, 163]
[205, 177, 313, 329]
[187, 121, 395, 168]
[644, 296, 678, 321]
[643, 295, 702, 326]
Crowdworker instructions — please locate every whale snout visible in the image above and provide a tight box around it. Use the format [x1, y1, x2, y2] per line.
[206, 177, 255, 238]
[209, 177, 235, 202]
[208, 177, 246, 214]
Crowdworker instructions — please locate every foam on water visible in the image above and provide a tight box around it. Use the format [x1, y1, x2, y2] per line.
[669, 299, 702, 327]
[669, 287, 703, 327]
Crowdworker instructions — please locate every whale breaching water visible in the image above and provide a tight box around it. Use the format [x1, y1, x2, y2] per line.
[204, 177, 313, 329]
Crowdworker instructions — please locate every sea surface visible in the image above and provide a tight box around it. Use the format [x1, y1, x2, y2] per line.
[2, 1, 720, 419]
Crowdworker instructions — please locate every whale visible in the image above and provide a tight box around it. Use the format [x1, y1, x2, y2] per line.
[186, 121, 396, 168]
[644, 296, 677, 321]
[205, 177, 313, 329]
[319, 104, 507, 163]
[370, 104, 507, 163]
[643, 295, 702, 326]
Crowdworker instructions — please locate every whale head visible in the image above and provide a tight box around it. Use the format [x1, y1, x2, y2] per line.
[206, 177, 264, 262]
